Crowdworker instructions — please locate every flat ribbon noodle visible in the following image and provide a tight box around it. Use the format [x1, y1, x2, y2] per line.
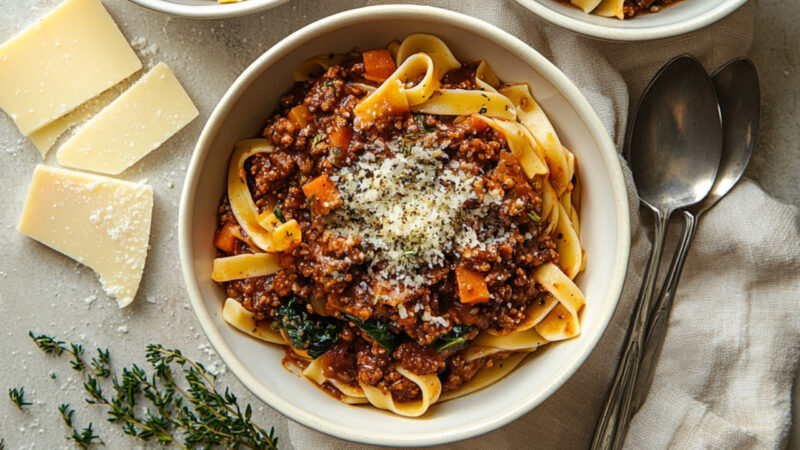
[500, 84, 571, 196]
[303, 359, 368, 405]
[212, 253, 281, 282]
[541, 178, 560, 236]
[594, 0, 625, 18]
[227, 139, 280, 252]
[222, 298, 285, 345]
[439, 352, 527, 401]
[353, 53, 438, 128]
[554, 202, 582, 279]
[464, 328, 548, 362]
[414, 89, 516, 120]
[477, 116, 547, 178]
[293, 53, 348, 82]
[571, 0, 603, 13]
[534, 263, 586, 341]
[359, 364, 442, 417]
[394, 33, 461, 76]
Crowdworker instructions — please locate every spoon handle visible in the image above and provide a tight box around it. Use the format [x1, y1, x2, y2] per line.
[591, 212, 670, 450]
[630, 211, 699, 412]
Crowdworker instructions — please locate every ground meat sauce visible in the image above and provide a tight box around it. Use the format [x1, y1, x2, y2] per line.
[557, 0, 683, 17]
[623, 0, 681, 17]
[215, 56, 560, 403]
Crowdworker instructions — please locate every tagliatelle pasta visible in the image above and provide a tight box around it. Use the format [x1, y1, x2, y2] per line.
[211, 33, 585, 417]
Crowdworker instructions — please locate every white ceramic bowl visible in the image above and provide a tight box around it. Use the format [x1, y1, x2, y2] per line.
[514, 0, 748, 41]
[179, 5, 630, 446]
[127, 0, 289, 19]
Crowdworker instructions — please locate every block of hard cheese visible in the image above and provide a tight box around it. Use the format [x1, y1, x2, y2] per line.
[0, 0, 142, 135]
[17, 165, 153, 307]
[57, 62, 199, 175]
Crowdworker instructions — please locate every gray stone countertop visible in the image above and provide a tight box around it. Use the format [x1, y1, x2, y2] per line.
[0, 0, 797, 448]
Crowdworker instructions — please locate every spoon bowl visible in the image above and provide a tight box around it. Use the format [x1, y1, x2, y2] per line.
[627, 55, 724, 214]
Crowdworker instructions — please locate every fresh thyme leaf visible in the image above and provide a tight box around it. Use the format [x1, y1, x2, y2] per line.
[434, 324, 473, 352]
[312, 133, 326, 145]
[277, 296, 340, 359]
[273, 205, 285, 223]
[414, 114, 435, 133]
[8, 387, 32, 410]
[402, 144, 412, 155]
[30, 332, 85, 371]
[403, 248, 418, 257]
[527, 211, 541, 222]
[332, 148, 342, 156]
[344, 313, 401, 353]
[29, 332, 279, 449]
[29, 332, 68, 355]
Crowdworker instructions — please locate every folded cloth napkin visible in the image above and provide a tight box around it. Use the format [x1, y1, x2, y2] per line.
[289, 1, 800, 448]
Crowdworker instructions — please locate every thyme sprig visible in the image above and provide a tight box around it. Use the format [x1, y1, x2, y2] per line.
[29, 331, 86, 371]
[8, 387, 32, 410]
[59, 403, 103, 449]
[29, 332, 278, 449]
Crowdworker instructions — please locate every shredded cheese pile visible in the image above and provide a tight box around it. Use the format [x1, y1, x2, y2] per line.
[328, 142, 505, 288]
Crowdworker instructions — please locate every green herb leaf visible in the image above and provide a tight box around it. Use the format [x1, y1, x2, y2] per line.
[403, 248, 418, 257]
[344, 313, 402, 353]
[273, 205, 285, 223]
[527, 211, 541, 222]
[8, 387, 32, 410]
[434, 324, 473, 352]
[402, 144, 412, 155]
[277, 297, 341, 359]
[332, 148, 342, 156]
[312, 133, 327, 145]
[414, 114, 435, 133]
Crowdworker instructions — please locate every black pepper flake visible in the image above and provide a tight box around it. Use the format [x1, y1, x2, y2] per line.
[479, 106, 488, 114]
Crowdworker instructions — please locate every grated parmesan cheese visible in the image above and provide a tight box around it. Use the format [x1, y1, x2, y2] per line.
[328, 142, 505, 289]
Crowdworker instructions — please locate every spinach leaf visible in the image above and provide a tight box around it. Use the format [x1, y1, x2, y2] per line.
[434, 324, 473, 352]
[343, 313, 401, 353]
[276, 297, 341, 359]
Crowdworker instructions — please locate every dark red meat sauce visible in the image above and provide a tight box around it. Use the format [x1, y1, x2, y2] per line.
[215, 56, 558, 402]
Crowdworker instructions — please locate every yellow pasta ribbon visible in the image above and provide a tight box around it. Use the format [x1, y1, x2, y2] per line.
[212, 253, 282, 282]
[221, 298, 286, 345]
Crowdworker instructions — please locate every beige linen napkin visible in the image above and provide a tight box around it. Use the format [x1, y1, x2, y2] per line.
[289, 1, 800, 448]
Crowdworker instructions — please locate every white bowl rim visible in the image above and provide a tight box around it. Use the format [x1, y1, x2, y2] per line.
[127, 0, 290, 19]
[513, 0, 749, 41]
[179, 4, 631, 446]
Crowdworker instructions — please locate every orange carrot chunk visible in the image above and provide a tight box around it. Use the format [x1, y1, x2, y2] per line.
[330, 125, 353, 151]
[214, 222, 239, 253]
[363, 49, 397, 83]
[302, 174, 342, 215]
[288, 104, 313, 128]
[455, 266, 491, 304]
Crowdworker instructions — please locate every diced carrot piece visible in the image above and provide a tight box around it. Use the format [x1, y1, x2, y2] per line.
[363, 49, 397, 83]
[330, 125, 353, 151]
[288, 104, 313, 128]
[455, 266, 491, 304]
[302, 174, 342, 215]
[214, 222, 239, 253]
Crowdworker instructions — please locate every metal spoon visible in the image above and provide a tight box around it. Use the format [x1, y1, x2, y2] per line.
[591, 55, 723, 450]
[630, 58, 760, 414]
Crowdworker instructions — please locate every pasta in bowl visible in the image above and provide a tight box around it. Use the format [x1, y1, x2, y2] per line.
[211, 34, 586, 418]
[180, 5, 629, 445]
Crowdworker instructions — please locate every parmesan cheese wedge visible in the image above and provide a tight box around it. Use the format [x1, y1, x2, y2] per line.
[17, 165, 154, 307]
[0, 0, 142, 136]
[57, 62, 199, 175]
